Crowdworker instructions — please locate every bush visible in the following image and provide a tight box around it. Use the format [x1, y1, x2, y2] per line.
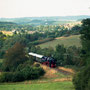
[11, 71, 24, 82]
[0, 72, 24, 82]
[20, 66, 45, 80]
[29, 38, 54, 45]
[0, 63, 2, 71]
[0, 72, 13, 82]
[0, 65, 45, 83]
[0, 51, 5, 58]
[34, 63, 40, 67]
[35, 67, 45, 76]
[73, 65, 90, 90]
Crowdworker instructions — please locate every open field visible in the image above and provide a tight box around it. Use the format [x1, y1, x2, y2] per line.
[38, 35, 81, 49]
[0, 31, 13, 35]
[0, 81, 74, 90]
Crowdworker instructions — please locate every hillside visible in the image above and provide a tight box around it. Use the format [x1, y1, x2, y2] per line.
[0, 15, 90, 25]
[0, 62, 75, 90]
[0, 15, 90, 21]
[38, 35, 81, 49]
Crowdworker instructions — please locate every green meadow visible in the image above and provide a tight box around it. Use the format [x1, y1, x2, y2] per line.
[38, 35, 81, 49]
[0, 81, 74, 90]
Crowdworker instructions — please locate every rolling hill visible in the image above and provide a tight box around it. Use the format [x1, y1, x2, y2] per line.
[0, 15, 90, 25]
[38, 35, 81, 49]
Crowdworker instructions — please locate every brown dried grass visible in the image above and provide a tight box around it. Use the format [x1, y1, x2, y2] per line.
[41, 64, 58, 78]
[58, 67, 74, 74]
[34, 62, 58, 78]
[54, 77, 72, 82]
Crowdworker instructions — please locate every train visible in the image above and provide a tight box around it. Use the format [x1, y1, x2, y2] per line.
[29, 52, 56, 68]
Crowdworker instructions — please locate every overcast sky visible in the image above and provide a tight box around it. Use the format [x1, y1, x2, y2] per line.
[0, 0, 90, 18]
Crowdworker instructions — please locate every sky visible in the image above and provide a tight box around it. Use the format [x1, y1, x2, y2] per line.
[0, 0, 90, 18]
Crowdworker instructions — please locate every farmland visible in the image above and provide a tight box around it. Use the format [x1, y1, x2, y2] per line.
[0, 31, 13, 36]
[38, 35, 81, 49]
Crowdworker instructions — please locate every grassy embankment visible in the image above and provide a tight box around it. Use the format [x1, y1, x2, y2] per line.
[0, 63, 75, 90]
[38, 35, 81, 49]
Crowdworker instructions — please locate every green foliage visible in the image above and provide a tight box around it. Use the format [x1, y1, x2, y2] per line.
[0, 22, 81, 58]
[29, 38, 54, 45]
[0, 71, 24, 82]
[54, 45, 81, 66]
[80, 18, 90, 65]
[73, 19, 90, 90]
[65, 46, 81, 66]
[41, 47, 54, 57]
[0, 22, 17, 31]
[2, 42, 28, 71]
[34, 63, 40, 67]
[0, 32, 6, 58]
[0, 72, 13, 82]
[31, 44, 80, 67]
[55, 44, 66, 66]
[0, 59, 3, 70]
[73, 65, 90, 90]
[11, 71, 24, 82]
[0, 50, 5, 59]
[0, 66, 45, 82]
[20, 66, 45, 80]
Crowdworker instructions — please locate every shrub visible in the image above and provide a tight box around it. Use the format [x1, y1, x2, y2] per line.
[0, 72, 13, 82]
[20, 66, 45, 80]
[34, 63, 40, 67]
[29, 38, 54, 45]
[11, 71, 24, 82]
[0, 63, 2, 71]
[0, 65, 45, 83]
[34, 67, 45, 76]
[0, 72, 24, 82]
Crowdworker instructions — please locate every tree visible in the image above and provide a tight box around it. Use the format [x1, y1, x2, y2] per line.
[65, 46, 81, 66]
[0, 32, 6, 58]
[0, 32, 6, 49]
[3, 42, 28, 71]
[80, 18, 90, 65]
[73, 18, 90, 90]
[55, 44, 66, 66]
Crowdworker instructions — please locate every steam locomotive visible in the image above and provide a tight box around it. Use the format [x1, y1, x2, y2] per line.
[29, 52, 56, 68]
